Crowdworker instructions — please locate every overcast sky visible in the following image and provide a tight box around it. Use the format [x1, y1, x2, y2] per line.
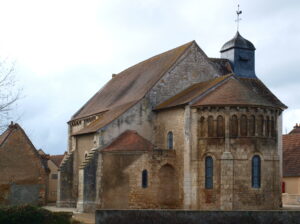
[0, 0, 299, 154]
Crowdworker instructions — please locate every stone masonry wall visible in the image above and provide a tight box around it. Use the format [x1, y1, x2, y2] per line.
[57, 152, 76, 207]
[197, 106, 281, 210]
[149, 42, 220, 107]
[96, 210, 300, 224]
[154, 108, 185, 208]
[125, 150, 178, 209]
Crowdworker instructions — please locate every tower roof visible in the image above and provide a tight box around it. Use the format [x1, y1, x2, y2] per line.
[220, 31, 256, 52]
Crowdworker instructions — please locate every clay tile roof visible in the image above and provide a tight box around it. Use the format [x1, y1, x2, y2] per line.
[73, 101, 136, 136]
[50, 154, 65, 167]
[102, 130, 154, 152]
[155, 74, 232, 110]
[71, 41, 194, 122]
[238, 78, 287, 109]
[192, 76, 285, 109]
[289, 124, 300, 134]
[283, 127, 300, 177]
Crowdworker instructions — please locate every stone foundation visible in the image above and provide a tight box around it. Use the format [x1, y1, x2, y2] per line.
[96, 210, 300, 224]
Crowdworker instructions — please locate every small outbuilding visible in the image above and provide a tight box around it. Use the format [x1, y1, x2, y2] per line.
[0, 122, 49, 206]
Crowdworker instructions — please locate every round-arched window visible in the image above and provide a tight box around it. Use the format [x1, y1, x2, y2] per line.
[167, 132, 173, 149]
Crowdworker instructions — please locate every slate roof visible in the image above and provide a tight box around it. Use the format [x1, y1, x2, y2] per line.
[155, 75, 286, 110]
[71, 41, 194, 122]
[283, 125, 300, 177]
[50, 154, 65, 167]
[102, 130, 153, 152]
[209, 58, 233, 76]
[221, 32, 256, 52]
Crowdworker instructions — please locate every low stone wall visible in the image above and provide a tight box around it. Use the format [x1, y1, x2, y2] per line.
[96, 210, 300, 224]
[282, 193, 300, 205]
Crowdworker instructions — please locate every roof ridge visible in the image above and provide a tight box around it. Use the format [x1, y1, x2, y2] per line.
[154, 74, 233, 110]
[70, 41, 195, 122]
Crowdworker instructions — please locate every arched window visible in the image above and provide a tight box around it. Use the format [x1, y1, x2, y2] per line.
[230, 115, 238, 137]
[205, 156, 213, 189]
[217, 115, 225, 137]
[252, 156, 261, 188]
[265, 116, 270, 137]
[199, 117, 205, 137]
[167, 132, 173, 149]
[142, 170, 148, 188]
[240, 115, 248, 137]
[208, 116, 214, 137]
[249, 115, 255, 136]
[258, 115, 264, 136]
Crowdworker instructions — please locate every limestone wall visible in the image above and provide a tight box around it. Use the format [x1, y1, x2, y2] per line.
[149, 42, 220, 106]
[196, 106, 281, 210]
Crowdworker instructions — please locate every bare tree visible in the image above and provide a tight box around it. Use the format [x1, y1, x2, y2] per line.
[0, 60, 21, 130]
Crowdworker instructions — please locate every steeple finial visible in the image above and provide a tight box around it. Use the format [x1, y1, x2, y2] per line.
[235, 4, 242, 31]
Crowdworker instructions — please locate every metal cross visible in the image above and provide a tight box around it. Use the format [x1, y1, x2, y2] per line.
[235, 4, 242, 31]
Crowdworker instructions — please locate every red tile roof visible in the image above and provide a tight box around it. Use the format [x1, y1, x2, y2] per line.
[283, 125, 300, 177]
[50, 154, 65, 167]
[102, 130, 153, 152]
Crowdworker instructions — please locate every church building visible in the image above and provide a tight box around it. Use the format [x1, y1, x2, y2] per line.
[57, 32, 286, 212]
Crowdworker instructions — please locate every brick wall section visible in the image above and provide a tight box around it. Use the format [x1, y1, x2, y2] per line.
[0, 124, 49, 206]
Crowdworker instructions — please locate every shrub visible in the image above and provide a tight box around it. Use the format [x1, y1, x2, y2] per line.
[0, 205, 73, 224]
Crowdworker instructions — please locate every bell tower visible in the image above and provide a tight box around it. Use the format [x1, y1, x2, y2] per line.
[220, 5, 256, 78]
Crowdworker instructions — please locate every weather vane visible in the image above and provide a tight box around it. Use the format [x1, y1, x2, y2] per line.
[235, 4, 242, 31]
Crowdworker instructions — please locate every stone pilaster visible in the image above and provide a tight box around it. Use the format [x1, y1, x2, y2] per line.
[76, 169, 84, 212]
[190, 108, 199, 209]
[220, 107, 233, 210]
[220, 151, 234, 210]
[183, 105, 192, 209]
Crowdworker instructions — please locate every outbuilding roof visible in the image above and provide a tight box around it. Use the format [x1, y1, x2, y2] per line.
[283, 125, 300, 177]
[102, 130, 153, 152]
[50, 154, 65, 167]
